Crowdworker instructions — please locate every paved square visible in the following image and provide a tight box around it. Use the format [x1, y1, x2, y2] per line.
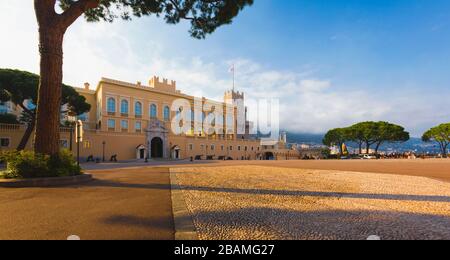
[174, 166, 450, 240]
[0, 167, 174, 240]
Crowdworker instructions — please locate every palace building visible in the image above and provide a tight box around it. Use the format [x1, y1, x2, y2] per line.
[1, 76, 274, 161]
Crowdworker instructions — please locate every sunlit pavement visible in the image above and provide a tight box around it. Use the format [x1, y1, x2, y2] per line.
[0, 168, 174, 240]
[1, 159, 449, 240]
[174, 166, 450, 240]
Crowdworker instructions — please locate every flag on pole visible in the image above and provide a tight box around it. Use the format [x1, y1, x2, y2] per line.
[229, 64, 235, 73]
[229, 64, 235, 91]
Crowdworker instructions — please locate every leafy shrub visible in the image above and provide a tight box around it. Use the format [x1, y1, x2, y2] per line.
[47, 149, 81, 177]
[0, 150, 81, 179]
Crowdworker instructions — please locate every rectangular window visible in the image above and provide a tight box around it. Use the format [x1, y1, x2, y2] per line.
[245, 146, 248, 151]
[229, 146, 233, 151]
[0, 103, 9, 114]
[121, 120, 129, 130]
[1, 138, 10, 148]
[201, 144, 205, 151]
[238, 146, 241, 151]
[189, 144, 194, 151]
[107, 119, 116, 130]
[221, 145, 224, 151]
[211, 145, 215, 151]
[135, 121, 142, 132]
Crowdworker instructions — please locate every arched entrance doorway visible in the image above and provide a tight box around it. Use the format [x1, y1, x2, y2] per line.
[136, 144, 147, 160]
[171, 145, 181, 160]
[263, 152, 275, 160]
[151, 137, 163, 158]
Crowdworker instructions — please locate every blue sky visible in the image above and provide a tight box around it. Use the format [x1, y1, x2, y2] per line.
[1, 0, 450, 136]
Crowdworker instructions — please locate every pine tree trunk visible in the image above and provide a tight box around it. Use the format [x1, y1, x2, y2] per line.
[375, 142, 382, 155]
[34, 27, 64, 155]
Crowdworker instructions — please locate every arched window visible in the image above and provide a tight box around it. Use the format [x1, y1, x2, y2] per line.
[121, 100, 129, 115]
[150, 104, 157, 119]
[107, 98, 116, 113]
[135, 102, 142, 117]
[164, 106, 170, 121]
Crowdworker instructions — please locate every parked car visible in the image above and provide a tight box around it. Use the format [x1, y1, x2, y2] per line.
[362, 154, 377, 160]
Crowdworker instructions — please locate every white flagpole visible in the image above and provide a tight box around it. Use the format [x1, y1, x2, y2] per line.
[231, 64, 235, 91]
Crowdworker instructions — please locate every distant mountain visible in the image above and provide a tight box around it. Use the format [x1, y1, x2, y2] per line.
[287, 132, 324, 145]
[286, 132, 441, 154]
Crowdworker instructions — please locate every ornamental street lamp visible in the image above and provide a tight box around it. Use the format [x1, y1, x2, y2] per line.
[102, 141, 106, 162]
[75, 120, 83, 167]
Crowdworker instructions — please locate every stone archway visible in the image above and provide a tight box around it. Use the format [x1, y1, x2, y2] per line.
[263, 152, 275, 160]
[146, 119, 169, 159]
[151, 137, 164, 158]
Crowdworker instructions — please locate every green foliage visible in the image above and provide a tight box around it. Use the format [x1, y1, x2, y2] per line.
[323, 128, 348, 155]
[0, 68, 91, 150]
[0, 150, 81, 179]
[58, 0, 254, 39]
[321, 147, 332, 159]
[0, 69, 91, 119]
[47, 149, 82, 177]
[324, 121, 410, 155]
[422, 123, 450, 157]
[0, 113, 19, 124]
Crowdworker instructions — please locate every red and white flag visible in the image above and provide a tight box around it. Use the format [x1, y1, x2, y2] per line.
[229, 64, 235, 73]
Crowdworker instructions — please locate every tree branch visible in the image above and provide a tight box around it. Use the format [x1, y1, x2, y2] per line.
[60, 0, 100, 28]
[18, 103, 34, 116]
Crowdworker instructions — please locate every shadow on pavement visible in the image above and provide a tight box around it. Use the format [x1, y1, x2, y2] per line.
[87, 178, 450, 203]
[184, 207, 450, 240]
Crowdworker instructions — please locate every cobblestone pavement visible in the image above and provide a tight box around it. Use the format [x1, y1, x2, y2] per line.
[174, 166, 450, 240]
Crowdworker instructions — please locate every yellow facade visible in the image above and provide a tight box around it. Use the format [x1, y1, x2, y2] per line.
[1, 76, 265, 161]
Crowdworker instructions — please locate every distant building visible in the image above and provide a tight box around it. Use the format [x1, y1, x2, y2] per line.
[0, 101, 19, 116]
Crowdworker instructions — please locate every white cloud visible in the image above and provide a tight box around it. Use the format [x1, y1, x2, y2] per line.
[0, 1, 448, 137]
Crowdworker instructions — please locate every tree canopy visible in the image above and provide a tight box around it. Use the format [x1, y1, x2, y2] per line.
[57, 0, 254, 38]
[422, 123, 450, 158]
[323, 128, 348, 155]
[0, 68, 91, 150]
[323, 121, 410, 155]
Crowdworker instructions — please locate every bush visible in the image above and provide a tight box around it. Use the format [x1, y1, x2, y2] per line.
[47, 149, 81, 177]
[0, 150, 81, 179]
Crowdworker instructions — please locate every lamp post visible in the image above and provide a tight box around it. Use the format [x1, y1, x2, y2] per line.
[75, 120, 83, 167]
[69, 125, 74, 152]
[102, 141, 106, 162]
